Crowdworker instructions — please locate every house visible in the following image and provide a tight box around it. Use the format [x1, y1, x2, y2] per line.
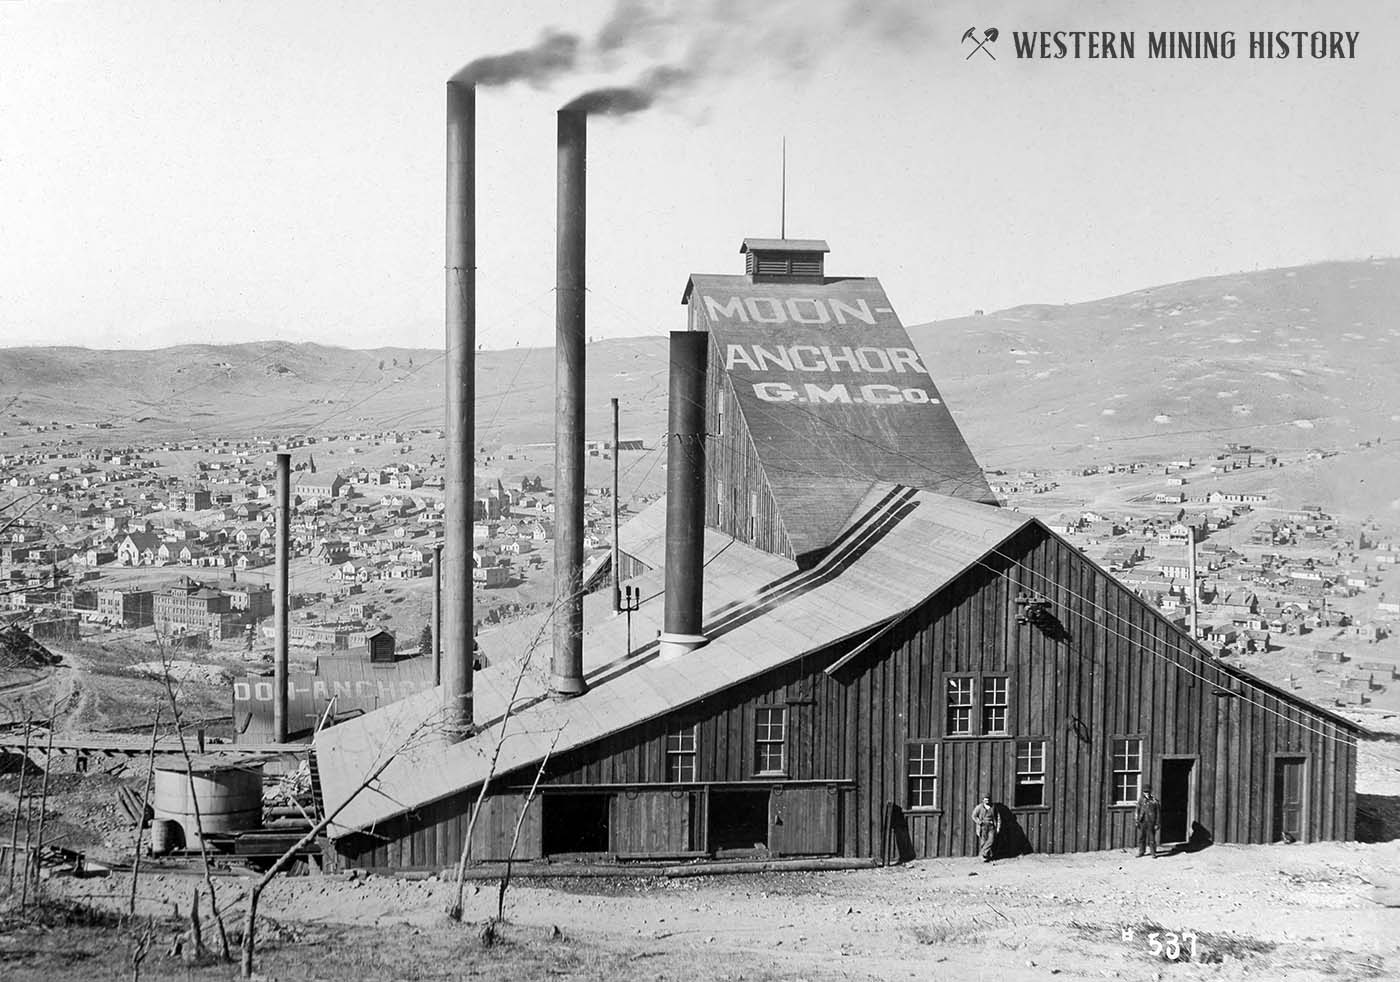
[1350, 622, 1387, 643]
[1203, 625, 1237, 645]
[1157, 561, 1191, 581]
[314, 237, 1358, 872]
[472, 564, 509, 588]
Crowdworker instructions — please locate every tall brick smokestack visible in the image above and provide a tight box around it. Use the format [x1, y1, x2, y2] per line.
[659, 330, 708, 659]
[442, 79, 475, 739]
[550, 109, 587, 699]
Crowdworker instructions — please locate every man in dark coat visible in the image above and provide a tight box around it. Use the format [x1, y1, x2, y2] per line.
[972, 793, 999, 862]
[1136, 786, 1161, 858]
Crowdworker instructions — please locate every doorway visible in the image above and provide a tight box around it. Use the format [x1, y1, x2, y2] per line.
[709, 788, 770, 856]
[542, 793, 611, 855]
[1158, 757, 1195, 843]
[1272, 756, 1307, 843]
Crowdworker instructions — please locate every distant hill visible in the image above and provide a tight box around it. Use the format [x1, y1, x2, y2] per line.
[909, 257, 1400, 468]
[2, 258, 1396, 471]
[0, 337, 671, 449]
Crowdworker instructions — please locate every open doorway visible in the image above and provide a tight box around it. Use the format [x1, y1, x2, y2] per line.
[542, 793, 611, 856]
[1158, 757, 1195, 844]
[709, 788, 770, 856]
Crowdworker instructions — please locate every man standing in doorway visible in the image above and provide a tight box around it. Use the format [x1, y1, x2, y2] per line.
[1136, 785, 1161, 858]
[972, 793, 999, 862]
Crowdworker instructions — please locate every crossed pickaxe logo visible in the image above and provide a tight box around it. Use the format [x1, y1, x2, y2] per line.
[963, 26, 999, 60]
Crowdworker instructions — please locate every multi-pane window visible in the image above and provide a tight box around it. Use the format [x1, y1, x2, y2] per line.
[907, 742, 939, 810]
[947, 675, 1013, 737]
[666, 724, 697, 782]
[982, 676, 1009, 735]
[1015, 739, 1046, 807]
[754, 707, 787, 774]
[946, 677, 974, 735]
[1112, 738, 1143, 805]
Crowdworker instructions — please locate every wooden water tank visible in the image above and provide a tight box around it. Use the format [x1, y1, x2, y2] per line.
[151, 762, 263, 849]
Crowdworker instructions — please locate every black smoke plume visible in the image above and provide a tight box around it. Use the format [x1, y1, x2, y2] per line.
[562, 65, 694, 117]
[450, 29, 580, 87]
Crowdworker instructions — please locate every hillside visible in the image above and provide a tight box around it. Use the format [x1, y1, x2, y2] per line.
[0, 337, 672, 450]
[909, 257, 1400, 469]
[2, 258, 1396, 473]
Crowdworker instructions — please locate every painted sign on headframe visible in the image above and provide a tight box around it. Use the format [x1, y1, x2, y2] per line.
[685, 272, 995, 556]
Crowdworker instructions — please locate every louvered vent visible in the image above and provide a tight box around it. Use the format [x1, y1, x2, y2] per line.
[739, 237, 830, 283]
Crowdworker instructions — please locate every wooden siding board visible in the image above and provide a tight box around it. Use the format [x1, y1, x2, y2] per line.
[1087, 558, 1106, 850]
[335, 521, 1358, 871]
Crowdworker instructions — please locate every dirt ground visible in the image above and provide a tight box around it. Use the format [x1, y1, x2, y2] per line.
[0, 723, 1396, 981]
[0, 832, 1383, 982]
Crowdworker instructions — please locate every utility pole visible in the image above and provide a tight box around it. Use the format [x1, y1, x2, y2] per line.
[432, 543, 442, 686]
[1187, 524, 1198, 641]
[611, 397, 620, 615]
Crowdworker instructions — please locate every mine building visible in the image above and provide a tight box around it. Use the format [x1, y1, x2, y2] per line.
[313, 234, 1360, 870]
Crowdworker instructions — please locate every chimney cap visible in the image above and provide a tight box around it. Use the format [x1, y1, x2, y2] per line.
[740, 237, 829, 255]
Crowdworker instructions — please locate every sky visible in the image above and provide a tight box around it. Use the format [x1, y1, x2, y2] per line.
[1, 0, 1397, 351]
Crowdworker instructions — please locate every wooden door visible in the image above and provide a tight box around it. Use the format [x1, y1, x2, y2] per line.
[471, 792, 541, 860]
[1272, 757, 1306, 843]
[769, 786, 839, 856]
[612, 790, 696, 857]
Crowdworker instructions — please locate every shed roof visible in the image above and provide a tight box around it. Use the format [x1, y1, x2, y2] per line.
[314, 485, 1027, 836]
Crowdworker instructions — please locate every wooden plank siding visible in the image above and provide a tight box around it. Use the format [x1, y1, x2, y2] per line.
[332, 522, 1359, 871]
[703, 336, 793, 558]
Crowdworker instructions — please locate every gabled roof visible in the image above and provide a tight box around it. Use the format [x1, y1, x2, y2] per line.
[314, 486, 1029, 836]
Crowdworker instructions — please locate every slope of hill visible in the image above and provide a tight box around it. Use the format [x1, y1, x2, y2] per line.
[0, 337, 671, 449]
[2, 259, 1396, 475]
[908, 258, 1400, 468]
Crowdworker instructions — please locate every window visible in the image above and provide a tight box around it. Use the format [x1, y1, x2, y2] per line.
[982, 676, 1009, 735]
[946, 677, 974, 735]
[754, 707, 787, 774]
[1112, 738, 1143, 805]
[947, 675, 1014, 737]
[716, 479, 725, 525]
[907, 742, 939, 809]
[1015, 739, 1046, 807]
[748, 492, 759, 542]
[666, 724, 697, 782]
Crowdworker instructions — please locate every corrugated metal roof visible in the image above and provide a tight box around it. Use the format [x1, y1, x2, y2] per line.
[314, 486, 1028, 836]
[740, 238, 830, 254]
